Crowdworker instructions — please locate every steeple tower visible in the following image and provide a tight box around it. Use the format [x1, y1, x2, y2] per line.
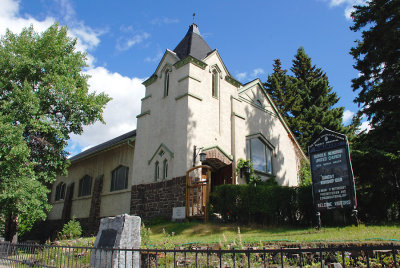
[173, 24, 212, 60]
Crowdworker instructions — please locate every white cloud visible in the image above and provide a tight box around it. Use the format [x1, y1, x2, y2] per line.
[69, 67, 145, 150]
[322, 0, 367, 20]
[359, 120, 371, 132]
[145, 50, 163, 63]
[252, 68, 264, 77]
[117, 32, 151, 51]
[342, 109, 355, 124]
[0, 0, 55, 35]
[151, 17, 179, 26]
[0, 0, 104, 67]
[0, 0, 145, 155]
[236, 72, 247, 81]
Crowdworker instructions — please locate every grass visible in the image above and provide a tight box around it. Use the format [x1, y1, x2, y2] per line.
[142, 221, 400, 248]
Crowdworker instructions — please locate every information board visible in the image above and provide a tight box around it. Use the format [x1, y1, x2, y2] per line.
[308, 129, 357, 211]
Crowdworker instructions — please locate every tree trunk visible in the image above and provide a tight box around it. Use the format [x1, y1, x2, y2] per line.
[5, 213, 18, 243]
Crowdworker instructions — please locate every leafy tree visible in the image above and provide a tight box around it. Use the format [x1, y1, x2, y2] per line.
[350, 0, 400, 221]
[0, 23, 110, 241]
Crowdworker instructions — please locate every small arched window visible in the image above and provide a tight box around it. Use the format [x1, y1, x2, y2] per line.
[163, 159, 168, 180]
[164, 70, 170, 97]
[111, 166, 129, 191]
[154, 161, 160, 181]
[78, 175, 92, 197]
[55, 182, 66, 201]
[212, 69, 218, 98]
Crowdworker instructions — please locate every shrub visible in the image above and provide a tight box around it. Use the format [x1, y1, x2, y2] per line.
[210, 184, 313, 225]
[61, 217, 82, 239]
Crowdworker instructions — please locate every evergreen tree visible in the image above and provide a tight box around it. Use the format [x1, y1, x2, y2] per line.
[350, 0, 400, 221]
[264, 59, 301, 130]
[265, 48, 349, 152]
[291, 48, 346, 152]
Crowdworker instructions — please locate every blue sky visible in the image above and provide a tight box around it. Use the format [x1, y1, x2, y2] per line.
[0, 0, 367, 156]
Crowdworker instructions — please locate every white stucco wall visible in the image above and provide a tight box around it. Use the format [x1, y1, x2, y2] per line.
[132, 50, 304, 188]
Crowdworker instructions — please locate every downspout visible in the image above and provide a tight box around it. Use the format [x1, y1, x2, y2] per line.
[231, 95, 237, 184]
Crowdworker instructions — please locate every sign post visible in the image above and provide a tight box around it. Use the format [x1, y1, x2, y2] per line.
[308, 129, 357, 228]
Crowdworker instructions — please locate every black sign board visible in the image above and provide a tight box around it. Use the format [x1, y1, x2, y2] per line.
[97, 229, 117, 248]
[308, 129, 357, 211]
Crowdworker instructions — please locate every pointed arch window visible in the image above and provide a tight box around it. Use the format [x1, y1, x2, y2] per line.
[78, 175, 92, 197]
[212, 69, 219, 98]
[55, 182, 66, 201]
[164, 70, 170, 97]
[111, 165, 129, 191]
[154, 161, 160, 181]
[163, 159, 168, 180]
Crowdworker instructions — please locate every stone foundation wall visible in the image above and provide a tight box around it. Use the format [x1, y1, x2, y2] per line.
[130, 176, 186, 220]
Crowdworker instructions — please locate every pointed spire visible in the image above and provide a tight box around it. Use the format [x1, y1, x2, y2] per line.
[173, 23, 212, 60]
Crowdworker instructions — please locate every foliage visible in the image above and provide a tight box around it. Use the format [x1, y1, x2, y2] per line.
[0, 23, 110, 239]
[141, 223, 151, 247]
[209, 184, 313, 225]
[299, 160, 312, 186]
[61, 217, 82, 239]
[264, 48, 352, 152]
[349, 0, 400, 222]
[264, 59, 301, 125]
[236, 158, 277, 186]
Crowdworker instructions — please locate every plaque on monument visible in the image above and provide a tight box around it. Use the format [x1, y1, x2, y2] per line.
[91, 214, 141, 268]
[308, 129, 357, 211]
[97, 229, 117, 248]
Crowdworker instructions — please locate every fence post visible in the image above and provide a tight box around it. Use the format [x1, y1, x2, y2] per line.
[393, 243, 398, 268]
[299, 245, 303, 268]
[320, 245, 323, 268]
[341, 246, 345, 268]
[280, 247, 284, 268]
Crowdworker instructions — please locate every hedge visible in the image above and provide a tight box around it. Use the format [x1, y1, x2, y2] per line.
[209, 184, 314, 226]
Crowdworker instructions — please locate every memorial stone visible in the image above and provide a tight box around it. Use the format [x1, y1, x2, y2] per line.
[91, 214, 141, 267]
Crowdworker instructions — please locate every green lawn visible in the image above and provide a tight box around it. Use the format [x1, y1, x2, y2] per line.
[143, 222, 400, 248]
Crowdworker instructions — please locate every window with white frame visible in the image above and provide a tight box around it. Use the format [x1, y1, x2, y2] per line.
[212, 69, 218, 98]
[154, 161, 160, 181]
[164, 70, 170, 97]
[246, 137, 273, 174]
[163, 159, 168, 180]
[55, 182, 66, 201]
[111, 166, 129, 191]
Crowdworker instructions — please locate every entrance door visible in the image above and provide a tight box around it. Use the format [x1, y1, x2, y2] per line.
[186, 165, 212, 221]
[211, 163, 233, 192]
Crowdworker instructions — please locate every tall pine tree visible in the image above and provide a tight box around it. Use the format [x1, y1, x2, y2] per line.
[264, 59, 300, 130]
[265, 47, 347, 152]
[349, 0, 400, 221]
[291, 47, 345, 151]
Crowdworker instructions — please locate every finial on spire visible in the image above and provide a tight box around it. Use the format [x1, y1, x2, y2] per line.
[193, 13, 196, 24]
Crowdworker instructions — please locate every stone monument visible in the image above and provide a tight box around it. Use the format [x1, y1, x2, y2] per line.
[91, 214, 141, 267]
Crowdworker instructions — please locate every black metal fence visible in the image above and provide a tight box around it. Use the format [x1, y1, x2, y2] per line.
[0, 242, 399, 267]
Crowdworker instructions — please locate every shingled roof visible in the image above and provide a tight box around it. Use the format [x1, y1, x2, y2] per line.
[173, 24, 212, 60]
[70, 130, 136, 162]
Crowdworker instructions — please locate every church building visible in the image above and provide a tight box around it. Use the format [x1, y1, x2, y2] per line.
[45, 24, 306, 236]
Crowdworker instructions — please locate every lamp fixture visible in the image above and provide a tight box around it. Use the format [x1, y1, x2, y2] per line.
[193, 145, 205, 167]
